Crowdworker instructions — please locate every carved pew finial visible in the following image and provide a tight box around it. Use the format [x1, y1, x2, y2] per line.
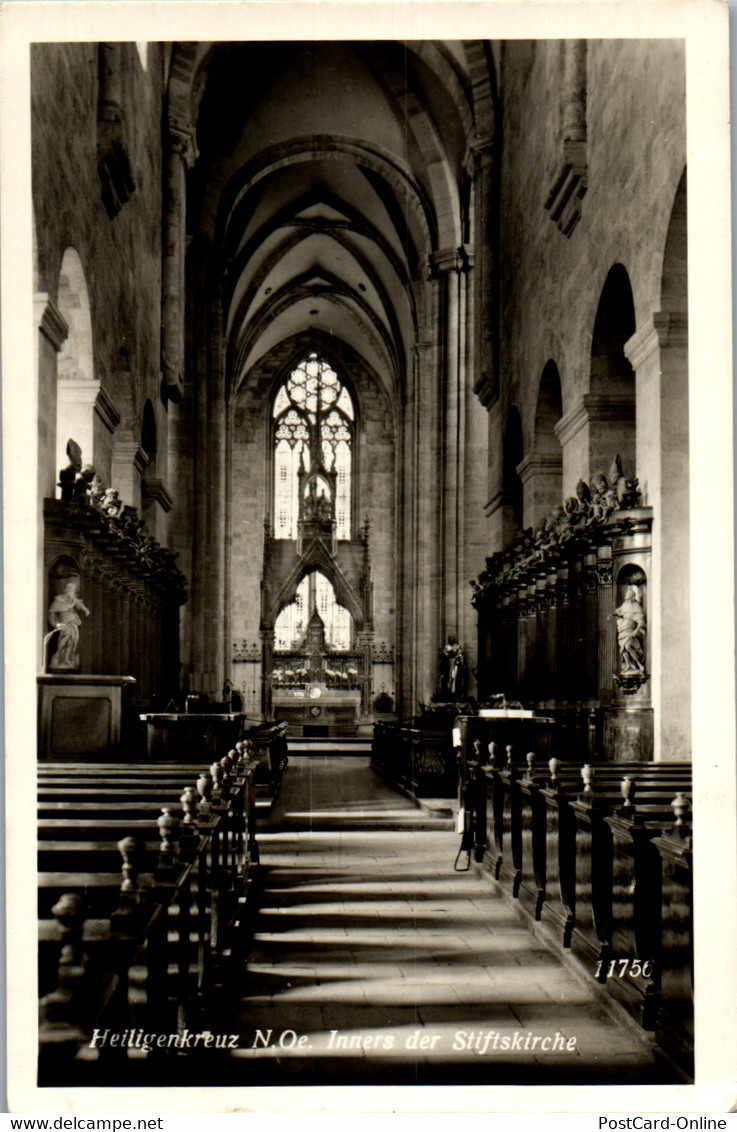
[548, 756, 560, 784]
[180, 787, 199, 859]
[672, 792, 690, 829]
[156, 805, 180, 875]
[621, 775, 637, 811]
[210, 761, 224, 801]
[581, 763, 594, 797]
[111, 837, 145, 930]
[196, 770, 214, 817]
[39, 893, 88, 1038]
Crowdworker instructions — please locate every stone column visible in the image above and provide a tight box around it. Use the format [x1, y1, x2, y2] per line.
[517, 453, 564, 530]
[470, 139, 499, 412]
[110, 441, 148, 509]
[404, 275, 442, 713]
[461, 250, 488, 700]
[625, 313, 690, 761]
[207, 292, 228, 698]
[433, 246, 479, 687]
[166, 395, 192, 694]
[35, 295, 68, 668]
[161, 124, 197, 403]
[35, 295, 68, 499]
[555, 393, 636, 496]
[433, 247, 463, 644]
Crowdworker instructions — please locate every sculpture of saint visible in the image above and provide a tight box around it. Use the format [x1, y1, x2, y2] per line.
[48, 578, 90, 670]
[613, 585, 646, 675]
[439, 633, 467, 701]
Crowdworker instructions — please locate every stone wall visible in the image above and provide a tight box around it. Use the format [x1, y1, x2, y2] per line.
[33, 43, 178, 683]
[490, 38, 686, 508]
[483, 39, 689, 760]
[32, 43, 168, 499]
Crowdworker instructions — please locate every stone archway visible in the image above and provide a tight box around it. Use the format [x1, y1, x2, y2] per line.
[55, 248, 95, 479]
[519, 361, 563, 529]
[588, 264, 637, 477]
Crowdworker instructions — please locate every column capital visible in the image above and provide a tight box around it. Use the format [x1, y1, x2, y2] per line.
[112, 439, 148, 476]
[142, 477, 174, 513]
[35, 294, 69, 352]
[470, 134, 495, 171]
[95, 384, 121, 434]
[515, 452, 563, 486]
[484, 489, 519, 518]
[555, 393, 635, 448]
[430, 246, 473, 276]
[624, 310, 688, 368]
[167, 123, 199, 169]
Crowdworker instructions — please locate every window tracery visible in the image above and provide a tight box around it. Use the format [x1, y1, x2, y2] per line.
[272, 354, 354, 540]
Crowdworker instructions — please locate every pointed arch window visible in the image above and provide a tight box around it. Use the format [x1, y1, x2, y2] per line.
[273, 354, 354, 540]
[274, 571, 353, 652]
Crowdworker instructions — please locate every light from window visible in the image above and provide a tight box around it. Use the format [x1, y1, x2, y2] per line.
[273, 355, 353, 540]
[274, 571, 352, 652]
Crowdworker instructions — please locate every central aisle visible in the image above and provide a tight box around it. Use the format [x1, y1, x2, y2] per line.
[218, 756, 667, 1085]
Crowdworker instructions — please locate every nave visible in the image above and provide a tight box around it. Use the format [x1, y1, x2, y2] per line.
[205, 755, 670, 1086]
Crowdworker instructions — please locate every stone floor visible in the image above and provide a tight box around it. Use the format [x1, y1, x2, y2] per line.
[204, 755, 672, 1086]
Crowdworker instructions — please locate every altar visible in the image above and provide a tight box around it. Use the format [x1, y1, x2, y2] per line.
[272, 683, 361, 736]
[138, 711, 251, 762]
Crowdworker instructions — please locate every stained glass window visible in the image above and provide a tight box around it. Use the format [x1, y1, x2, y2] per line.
[273, 354, 354, 539]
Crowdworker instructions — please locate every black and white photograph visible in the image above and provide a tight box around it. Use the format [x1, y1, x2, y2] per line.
[2, 0, 735, 1114]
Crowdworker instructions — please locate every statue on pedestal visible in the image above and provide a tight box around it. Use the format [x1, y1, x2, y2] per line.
[613, 585, 646, 675]
[439, 634, 467, 701]
[47, 578, 90, 671]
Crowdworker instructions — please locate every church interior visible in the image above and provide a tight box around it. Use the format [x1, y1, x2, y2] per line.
[31, 36, 696, 1089]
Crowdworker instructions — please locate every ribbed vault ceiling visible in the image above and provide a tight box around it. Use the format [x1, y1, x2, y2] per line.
[181, 40, 481, 399]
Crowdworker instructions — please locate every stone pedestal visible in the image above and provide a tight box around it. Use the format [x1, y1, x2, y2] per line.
[601, 704, 654, 763]
[38, 674, 135, 760]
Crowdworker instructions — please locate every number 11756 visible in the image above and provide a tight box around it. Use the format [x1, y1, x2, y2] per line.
[596, 958, 654, 979]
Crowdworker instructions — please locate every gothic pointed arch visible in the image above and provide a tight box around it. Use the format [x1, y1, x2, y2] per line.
[266, 539, 365, 632]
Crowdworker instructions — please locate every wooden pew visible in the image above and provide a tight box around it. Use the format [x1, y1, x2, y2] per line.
[467, 747, 693, 1074]
[38, 892, 169, 1084]
[37, 745, 261, 1078]
[651, 800, 693, 1076]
